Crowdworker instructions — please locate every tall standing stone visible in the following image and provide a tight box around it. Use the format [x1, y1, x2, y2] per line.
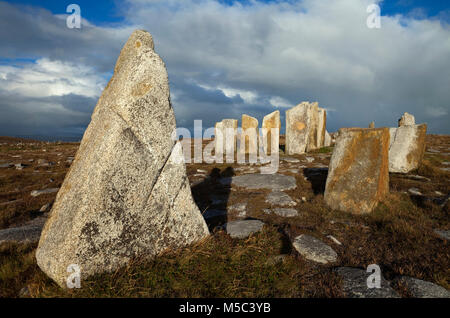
[36, 30, 209, 288]
[324, 130, 332, 147]
[240, 114, 258, 155]
[215, 119, 237, 160]
[369, 121, 375, 128]
[317, 108, 327, 148]
[262, 110, 280, 155]
[324, 128, 390, 214]
[389, 124, 427, 173]
[285, 102, 319, 155]
[398, 112, 415, 127]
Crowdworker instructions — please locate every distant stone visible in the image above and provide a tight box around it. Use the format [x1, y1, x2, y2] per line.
[15, 163, 25, 170]
[262, 110, 280, 155]
[283, 157, 300, 163]
[264, 208, 298, 217]
[434, 229, 450, 240]
[369, 121, 375, 128]
[305, 157, 314, 163]
[408, 188, 422, 196]
[30, 188, 60, 197]
[240, 114, 259, 155]
[398, 112, 415, 126]
[389, 124, 427, 173]
[228, 202, 247, 218]
[324, 128, 390, 214]
[225, 220, 264, 239]
[335, 267, 400, 298]
[35, 30, 209, 288]
[324, 130, 332, 147]
[292, 234, 337, 264]
[265, 191, 297, 207]
[404, 175, 430, 182]
[394, 276, 450, 298]
[221, 173, 296, 191]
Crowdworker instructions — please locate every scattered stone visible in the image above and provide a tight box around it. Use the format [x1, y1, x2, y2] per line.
[301, 197, 307, 203]
[292, 234, 337, 264]
[283, 157, 300, 163]
[221, 174, 297, 191]
[225, 220, 264, 239]
[324, 128, 390, 214]
[434, 229, 450, 240]
[394, 276, 450, 298]
[0, 199, 23, 207]
[389, 124, 427, 173]
[326, 235, 342, 246]
[0, 218, 46, 244]
[398, 112, 415, 126]
[304, 157, 314, 163]
[408, 188, 422, 196]
[404, 175, 431, 182]
[197, 169, 207, 174]
[262, 110, 280, 155]
[435, 191, 443, 196]
[264, 208, 298, 217]
[0, 163, 13, 168]
[335, 267, 400, 298]
[35, 30, 209, 288]
[265, 191, 297, 207]
[228, 202, 247, 218]
[39, 203, 52, 213]
[30, 188, 60, 197]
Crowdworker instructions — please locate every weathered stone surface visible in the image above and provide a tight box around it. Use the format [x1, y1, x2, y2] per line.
[286, 102, 319, 155]
[324, 130, 332, 147]
[389, 124, 427, 173]
[398, 112, 415, 126]
[265, 191, 297, 207]
[0, 217, 46, 244]
[31, 188, 60, 197]
[228, 202, 247, 218]
[335, 267, 400, 298]
[225, 220, 264, 239]
[215, 119, 238, 159]
[292, 234, 337, 264]
[283, 157, 300, 163]
[369, 121, 375, 128]
[36, 30, 209, 288]
[317, 108, 327, 148]
[240, 114, 258, 155]
[221, 174, 296, 191]
[264, 208, 298, 217]
[262, 110, 280, 155]
[434, 229, 450, 240]
[394, 276, 450, 298]
[324, 128, 390, 214]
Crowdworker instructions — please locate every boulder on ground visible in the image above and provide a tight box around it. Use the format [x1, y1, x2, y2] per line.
[389, 124, 427, 173]
[262, 110, 280, 155]
[36, 30, 209, 288]
[324, 128, 390, 214]
[398, 112, 415, 126]
[393, 276, 450, 298]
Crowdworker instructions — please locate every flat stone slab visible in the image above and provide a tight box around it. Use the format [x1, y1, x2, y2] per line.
[220, 174, 296, 191]
[264, 208, 298, 217]
[434, 229, 450, 240]
[394, 276, 450, 298]
[228, 203, 247, 218]
[265, 191, 297, 207]
[225, 220, 264, 239]
[30, 188, 60, 197]
[335, 267, 400, 298]
[0, 218, 46, 244]
[292, 234, 337, 264]
[283, 157, 300, 163]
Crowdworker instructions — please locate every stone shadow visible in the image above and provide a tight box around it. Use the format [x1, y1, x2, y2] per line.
[303, 167, 328, 195]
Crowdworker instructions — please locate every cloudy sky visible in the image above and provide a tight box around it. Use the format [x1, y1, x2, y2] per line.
[0, 0, 449, 139]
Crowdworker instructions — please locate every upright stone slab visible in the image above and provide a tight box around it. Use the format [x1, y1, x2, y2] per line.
[36, 30, 209, 288]
[262, 110, 280, 155]
[317, 108, 327, 148]
[215, 121, 224, 158]
[285, 102, 318, 155]
[389, 124, 427, 173]
[324, 130, 332, 147]
[324, 128, 390, 214]
[398, 112, 415, 127]
[240, 114, 258, 155]
[369, 121, 375, 128]
[215, 119, 237, 160]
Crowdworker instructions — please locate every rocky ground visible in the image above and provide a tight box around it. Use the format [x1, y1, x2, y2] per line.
[0, 135, 449, 298]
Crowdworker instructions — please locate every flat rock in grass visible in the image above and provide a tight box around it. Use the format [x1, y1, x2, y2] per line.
[434, 229, 450, 240]
[221, 174, 296, 191]
[394, 276, 450, 298]
[264, 208, 298, 217]
[0, 218, 47, 244]
[283, 157, 300, 163]
[265, 191, 297, 207]
[30, 188, 60, 197]
[292, 234, 337, 264]
[408, 188, 422, 196]
[225, 220, 264, 239]
[404, 175, 430, 182]
[335, 267, 400, 298]
[228, 203, 247, 218]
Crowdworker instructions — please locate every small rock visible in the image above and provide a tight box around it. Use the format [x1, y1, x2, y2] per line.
[40, 203, 52, 213]
[228, 203, 247, 218]
[327, 235, 342, 246]
[0, 163, 13, 168]
[283, 157, 300, 163]
[394, 276, 450, 298]
[30, 188, 60, 197]
[305, 157, 315, 163]
[292, 234, 337, 264]
[335, 267, 400, 298]
[408, 188, 422, 196]
[265, 191, 297, 207]
[225, 220, 264, 239]
[197, 169, 207, 174]
[264, 208, 298, 217]
[221, 174, 297, 191]
[15, 163, 25, 170]
[301, 197, 307, 203]
[434, 229, 450, 240]
[265, 254, 288, 266]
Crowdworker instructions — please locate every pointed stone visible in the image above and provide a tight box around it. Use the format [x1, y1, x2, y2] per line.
[369, 121, 375, 128]
[324, 130, 332, 147]
[398, 112, 415, 126]
[324, 128, 390, 214]
[262, 110, 280, 155]
[36, 30, 209, 288]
